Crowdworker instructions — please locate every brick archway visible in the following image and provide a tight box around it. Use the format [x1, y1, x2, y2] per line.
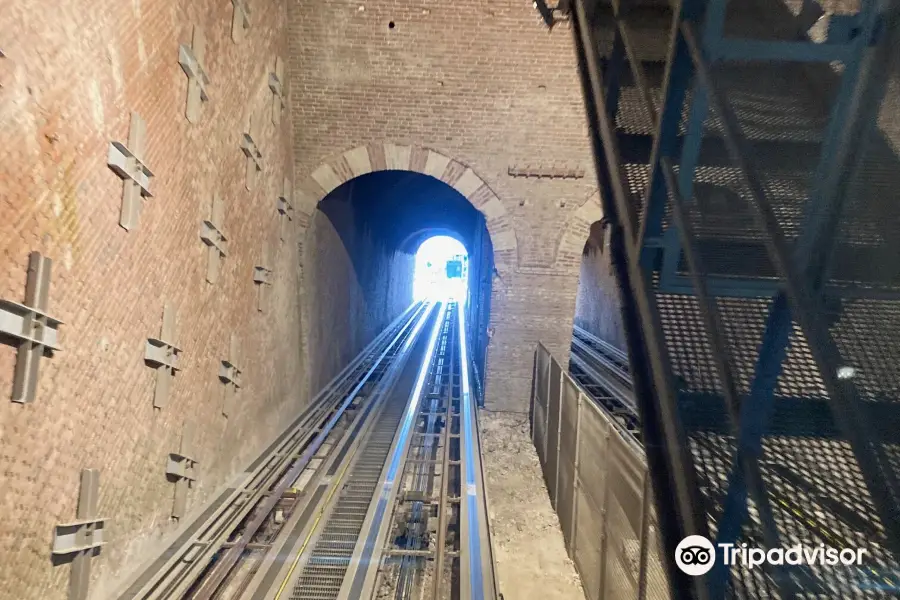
[555, 190, 603, 270]
[294, 143, 518, 275]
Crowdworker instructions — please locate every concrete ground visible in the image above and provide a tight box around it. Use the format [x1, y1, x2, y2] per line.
[479, 410, 585, 600]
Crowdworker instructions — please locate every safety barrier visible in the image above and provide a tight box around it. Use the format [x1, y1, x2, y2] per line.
[530, 343, 671, 600]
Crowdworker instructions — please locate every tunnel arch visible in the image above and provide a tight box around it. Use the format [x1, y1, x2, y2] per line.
[399, 227, 470, 255]
[555, 190, 604, 271]
[566, 189, 627, 352]
[294, 143, 518, 275]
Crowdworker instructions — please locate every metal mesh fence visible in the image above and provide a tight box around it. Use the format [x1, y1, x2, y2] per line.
[547, 356, 563, 508]
[583, 2, 900, 595]
[533, 345, 551, 469]
[531, 344, 672, 600]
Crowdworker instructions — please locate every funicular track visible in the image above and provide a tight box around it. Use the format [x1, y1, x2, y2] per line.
[117, 300, 496, 600]
[276, 301, 497, 600]
[279, 304, 444, 600]
[570, 326, 640, 438]
[115, 302, 430, 600]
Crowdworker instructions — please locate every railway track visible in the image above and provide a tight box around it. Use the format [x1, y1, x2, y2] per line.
[569, 325, 640, 439]
[116, 301, 496, 600]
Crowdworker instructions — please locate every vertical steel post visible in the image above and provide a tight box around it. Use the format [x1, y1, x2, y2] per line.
[570, 1, 710, 597]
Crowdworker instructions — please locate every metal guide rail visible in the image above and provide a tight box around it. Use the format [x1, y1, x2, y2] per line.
[366, 302, 458, 600]
[262, 301, 497, 600]
[113, 302, 428, 600]
[367, 301, 498, 600]
[280, 302, 443, 600]
[572, 326, 631, 386]
[570, 326, 640, 437]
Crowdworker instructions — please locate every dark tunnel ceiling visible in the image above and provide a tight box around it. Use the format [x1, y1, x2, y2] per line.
[320, 170, 483, 254]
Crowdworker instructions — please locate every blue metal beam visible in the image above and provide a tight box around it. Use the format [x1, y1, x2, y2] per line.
[712, 38, 854, 62]
[681, 10, 900, 560]
[569, 1, 712, 596]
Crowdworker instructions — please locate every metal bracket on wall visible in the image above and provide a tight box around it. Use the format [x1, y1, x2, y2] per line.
[507, 164, 585, 179]
[219, 334, 243, 417]
[269, 56, 285, 126]
[52, 469, 107, 600]
[145, 303, 182, 409]
[253, 267, 272, 313]
[0, 251, 62, 404]
[231, 0, 251, 43]
[533, 0, 570, 29]
[178, 25, 210, 124]
[200, 193, 228, 284]
[166, 421, 198, 519]
[108, 112, 154, 231]
[240, 115, 263, 191]
[253, 242, 273, 312]
[277, 177, 294, 242]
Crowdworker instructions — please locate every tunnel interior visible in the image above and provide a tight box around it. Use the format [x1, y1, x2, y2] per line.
[573, 219, 627, 352]
[412, 235, 469, 302]
[303, 170, 494, 400]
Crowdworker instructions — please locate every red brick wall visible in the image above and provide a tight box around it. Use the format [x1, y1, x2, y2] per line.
[287, 0, 598, 410]
[575, 242, 628, 352]
[0, 1, 298, 598]
[302, 203, 414, 397]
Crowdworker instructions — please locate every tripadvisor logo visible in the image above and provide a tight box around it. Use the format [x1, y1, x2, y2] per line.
[676, 536, 716, 576]
[675, 535, 868, 577]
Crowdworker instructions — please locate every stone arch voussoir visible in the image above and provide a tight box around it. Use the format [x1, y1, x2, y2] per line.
[555, 190, 603, 271]
[295, 143, 518, 275]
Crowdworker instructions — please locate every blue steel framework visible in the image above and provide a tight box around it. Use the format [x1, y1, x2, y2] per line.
[546, 0, 900, 597]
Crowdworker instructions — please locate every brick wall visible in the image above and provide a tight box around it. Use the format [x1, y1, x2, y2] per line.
[0, 1, 298, 598]
[287, 0, 599, 411]
[574, 241, 628, 352]
[302, 194, 414, 397]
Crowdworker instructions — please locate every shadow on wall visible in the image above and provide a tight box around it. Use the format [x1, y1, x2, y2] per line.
[303, 179, 415, 398]
[573, 220, 627, 351]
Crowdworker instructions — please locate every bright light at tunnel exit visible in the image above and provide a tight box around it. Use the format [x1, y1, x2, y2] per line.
[413, 236, 468, 302]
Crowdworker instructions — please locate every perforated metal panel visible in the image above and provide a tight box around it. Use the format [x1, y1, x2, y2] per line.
[546, 357, 563, 508]
[563, 0, 900, 596]
[289, 389, 410, 600]
[532, 353, 669, 600]
[533, 345, 551, 468]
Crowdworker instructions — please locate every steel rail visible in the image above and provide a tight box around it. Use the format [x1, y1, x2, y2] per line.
[431, 307, 456, 600]
[463, 310, 501, 600]
[268, 303, 437, 600]
[338, 302, 449, 600]
[568, 352, 640, 438]
[572, 326, 630, 375]
[115, 302, 424, 600]
[457, 300, 496, 600]
[191, 302, 434, 599]
[392, 307, 454, 600]
[184, 305, 424, 599]
[570, 338, 635, 412]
